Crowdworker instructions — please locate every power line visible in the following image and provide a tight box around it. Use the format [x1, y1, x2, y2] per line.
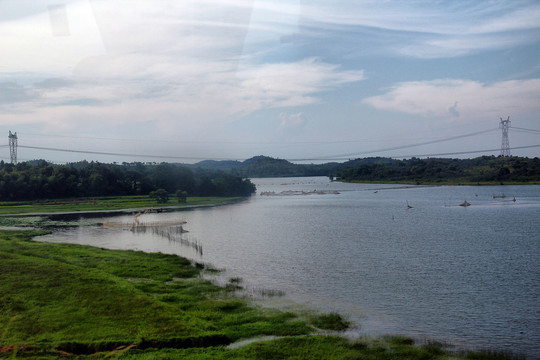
[18, 132, 461, 146]
[20, 128, 497, 162]
[18, 145, 236, 161]
[13, 127, 538, 163]
[289, 128, 499, 161]
[398, 144, 540, 159]
[15, 143, 540, 163]
[288, 144, 540, 161]
[511, 127, 540, 134]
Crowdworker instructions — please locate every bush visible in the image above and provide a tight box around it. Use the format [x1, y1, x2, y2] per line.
[175, 190, 187, 203]
[149, 189, 169, 203]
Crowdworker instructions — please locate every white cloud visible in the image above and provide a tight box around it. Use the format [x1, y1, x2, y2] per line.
[236, 58, 364, 109]
[0, 57, 364, 135]
[297, 1, 540, 58]
[296, 1, 540, 35]
[0, 0, 365, 131]
[363, 78, 540, 121]
[0, 0, 106, 75]
[2, 0, 539, 161]
[279, 112, 305, 129]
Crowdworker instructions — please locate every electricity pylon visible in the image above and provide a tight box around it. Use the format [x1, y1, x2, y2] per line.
[8, 131, 17, 164]
[499, 117, 511, 157]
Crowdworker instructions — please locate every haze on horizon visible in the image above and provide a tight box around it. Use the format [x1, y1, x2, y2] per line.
[1, 0, 539, 164]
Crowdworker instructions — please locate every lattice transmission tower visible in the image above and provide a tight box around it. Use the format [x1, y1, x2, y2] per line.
[499, 116, 511, 157]
[8, 131, 17, 164]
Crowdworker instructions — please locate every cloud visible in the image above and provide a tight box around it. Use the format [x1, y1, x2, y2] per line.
[0, 57, 364, 135]
[1, 0, 364, 126]
[2, 0, 538, 162]
[279, 112, 305, 129]
[302, 1, 540, 35]
[363, 78, 540, 121]
[0, 82, 40, 105]
[448, 101, 460, 117]
[236, 58, 364, 109]
[297, 1, 540, 58]
[0, 0, 105, 76]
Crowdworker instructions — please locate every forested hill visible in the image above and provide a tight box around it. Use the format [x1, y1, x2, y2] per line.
[333, 156, 540, 184]
[193, 156, 393, 177]
[193, 155, 540, 184]
[0, 161, 255, 201]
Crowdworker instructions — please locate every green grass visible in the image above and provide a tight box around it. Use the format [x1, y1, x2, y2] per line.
[0, 195, 243, 215]
[0, 230, 312, 357]
[309, 312, 351, 331]
[0, 231, 524, 359]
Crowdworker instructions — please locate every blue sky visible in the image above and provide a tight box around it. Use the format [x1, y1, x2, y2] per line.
[1, 0, 539, 163]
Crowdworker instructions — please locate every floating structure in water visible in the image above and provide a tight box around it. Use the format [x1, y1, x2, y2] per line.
[260, 190, 340, 196]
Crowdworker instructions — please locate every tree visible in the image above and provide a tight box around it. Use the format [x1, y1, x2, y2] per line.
[149, 188, 169, 203]
[176, 190, 187, 203]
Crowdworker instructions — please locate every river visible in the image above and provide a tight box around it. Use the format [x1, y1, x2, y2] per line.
[39, 177, 540, 357]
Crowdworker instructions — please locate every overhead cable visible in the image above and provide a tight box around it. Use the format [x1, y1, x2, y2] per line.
[18, 145, 236, 161]
[288, 144, 540, 161]
[288, 129, 498, 161]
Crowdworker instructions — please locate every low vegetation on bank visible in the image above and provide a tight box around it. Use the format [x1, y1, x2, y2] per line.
[0, 230, 522, 359]
[0, 195, 241, 216]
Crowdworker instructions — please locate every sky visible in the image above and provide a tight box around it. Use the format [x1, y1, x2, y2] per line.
[1, 0, 540, 164]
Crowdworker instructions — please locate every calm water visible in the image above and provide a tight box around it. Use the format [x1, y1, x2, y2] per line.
[40, 178, 540, 357]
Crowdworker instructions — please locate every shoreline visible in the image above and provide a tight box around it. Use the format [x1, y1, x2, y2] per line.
[0, 197, 246, 218]
[1, 229, 525, 359]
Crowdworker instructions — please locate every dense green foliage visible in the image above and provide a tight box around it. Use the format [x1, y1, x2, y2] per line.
[333, 156, 540, 184]
[0, 160, 255, 201]
[149, 188, 169, 203]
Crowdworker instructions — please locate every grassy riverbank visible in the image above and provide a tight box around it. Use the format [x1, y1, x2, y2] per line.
[0, 195, 243, 216]
[0, 231, 522, 359]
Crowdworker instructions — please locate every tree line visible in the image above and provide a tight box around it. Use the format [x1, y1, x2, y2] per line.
[0, 160, 256, 201]
[332, 156, 540, 184]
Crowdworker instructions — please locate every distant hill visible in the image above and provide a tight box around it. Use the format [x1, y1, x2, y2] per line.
[194, 160, 243, 172]
[193, 156, 395, 178]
